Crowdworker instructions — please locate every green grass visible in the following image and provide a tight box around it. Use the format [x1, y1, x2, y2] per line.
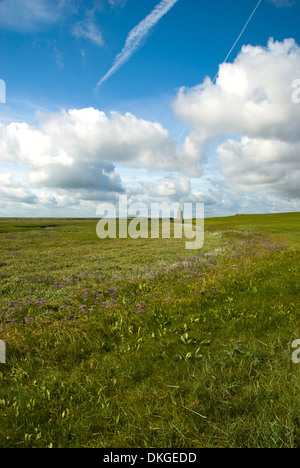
[0, 213, 299, 448]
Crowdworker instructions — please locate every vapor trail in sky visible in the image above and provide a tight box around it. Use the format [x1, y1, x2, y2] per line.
[96, 0, 179, 88]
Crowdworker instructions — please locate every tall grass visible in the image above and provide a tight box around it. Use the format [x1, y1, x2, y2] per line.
[0, 213, 299, 447]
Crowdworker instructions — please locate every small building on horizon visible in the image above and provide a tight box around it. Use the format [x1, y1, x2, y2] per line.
[177, 205, 183, 221]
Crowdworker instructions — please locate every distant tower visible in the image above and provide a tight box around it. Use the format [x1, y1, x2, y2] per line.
[177, 205, 183, 221]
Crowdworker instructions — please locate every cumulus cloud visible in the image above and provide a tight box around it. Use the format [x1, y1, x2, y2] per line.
[173, 38, 300, 199]
[0, 121, 72, 168]
[153, 177, 190, 198]
[29, 160, 123, 193]
[36, 107, 180, 171]
[174, 39, 300, 139]
[217, 137, 300, 198]
[0, 107, 188, 208]
[0, 173, 38, 204]
[2, 36, 300, 215]
[139, 176, 191, 199]
[0, 112, 125, 202]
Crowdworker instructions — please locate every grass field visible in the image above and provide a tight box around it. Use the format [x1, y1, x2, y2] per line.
[0, 213, 299, 448]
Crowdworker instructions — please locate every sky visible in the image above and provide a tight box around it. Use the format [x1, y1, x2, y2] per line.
[0, 0, 300, 218]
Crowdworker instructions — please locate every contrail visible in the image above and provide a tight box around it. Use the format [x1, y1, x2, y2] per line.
[213, 0, 263, 82]
[96, 0, 179, 89]
[178, 0, 263, 142]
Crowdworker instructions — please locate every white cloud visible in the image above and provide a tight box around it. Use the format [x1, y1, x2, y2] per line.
[0, 121, 72, 168]
[36, 107, 180, 171]
[217, 137, 300, 198]
[0, 107, 187, 208]
[1, 36, 300, 215]
[0, 173, 38, 204]
[143, 176, 191, 198]
[72, 19, 104, 46]
[173, 38, 300, 199]
[174, 39, 300, 139]
[28, 160, 122, 192]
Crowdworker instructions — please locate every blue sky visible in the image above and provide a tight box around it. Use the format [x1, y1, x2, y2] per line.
[0, 0, 300, 217]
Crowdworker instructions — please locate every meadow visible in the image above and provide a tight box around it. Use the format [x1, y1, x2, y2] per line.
[0, 212, 299, 448]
